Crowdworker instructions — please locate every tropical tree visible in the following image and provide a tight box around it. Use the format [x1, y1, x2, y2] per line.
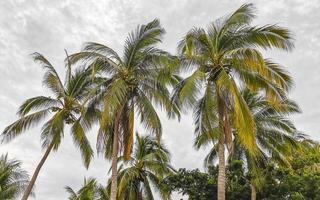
[165, 151, 320, 200]
[258, 146, 320, 199]
[195, 89, 301, 200]
[173, 3, 294, 199]
[69, 19, 179, 200]
[66, 178, 97, 200]
[164, 167, 218, 199]
[111, 133, 174, 199]
[0, 154, 30, 199]
[164, 161, 250, 200]
[232, 90, 300, 200]
[65, 178, 108, 200]
[1, 53, 97, 200]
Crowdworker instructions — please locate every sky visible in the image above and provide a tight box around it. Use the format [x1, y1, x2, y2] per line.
[0, 0, 320, 199]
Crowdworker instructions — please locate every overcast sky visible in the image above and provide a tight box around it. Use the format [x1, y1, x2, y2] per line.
[0, 0, 320, 199]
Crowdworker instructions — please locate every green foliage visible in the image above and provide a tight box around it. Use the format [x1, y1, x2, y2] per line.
[174, 3, 294, 154]
[259, 145, 320, 199]
[112, 134, 174, 199]
[65, 178, 108, 200]
[69, 19, 180, 161]
[0, 154, 31, 199]
[3, 3, 320, 200]
[164, 161, 251, 200]
[1, 54, 96, 168]
[226, 160, 251, 199]
[164, 168, 217, 200]
[230, 89, 300, 189]
[165, 149, 320, 200]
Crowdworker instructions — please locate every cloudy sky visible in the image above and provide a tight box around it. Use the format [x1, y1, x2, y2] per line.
[0, 0, 320, 199]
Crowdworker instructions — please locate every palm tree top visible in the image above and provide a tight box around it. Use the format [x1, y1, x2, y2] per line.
[1, 53, 96, 168]
[68, 19, 179, 160]
[173, 3, 295, 153]
[112, 133, 174, 199]
[0, 154, 32, 199]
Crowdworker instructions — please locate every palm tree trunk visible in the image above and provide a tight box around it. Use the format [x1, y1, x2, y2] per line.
[137, 190, 143, 200]
[110, 127, 119, 200]
[217, 88, 227, 200]
[110, 106, 124, 200]
[251, 184, 257, 200]
[217, 135, 226, 200]
[21, 142, 54, 200]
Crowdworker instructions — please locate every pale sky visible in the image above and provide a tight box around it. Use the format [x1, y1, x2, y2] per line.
[0, 0, 320, 199]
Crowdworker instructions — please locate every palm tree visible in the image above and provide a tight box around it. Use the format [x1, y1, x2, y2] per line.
[110, 133, 174, 199]
[65, 178, 108, 200]
[232, 90, 300, 200]
[196, 89, 301, 200]
[69, 19, 179, 200]
[173, 4, 294, 199]
[1, 53, 97, 200]
[0, 154, 30, 199]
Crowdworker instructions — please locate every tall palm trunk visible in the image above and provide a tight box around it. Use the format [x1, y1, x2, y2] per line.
[251, 184, 257, 200]
[21, 142, 54, 200]
[217, 135, 226, 200]
[217, 88, 228, 200]
[137, 189, 143, 200]
[110, 106, 123, 200]
[110, 128, 119, 200]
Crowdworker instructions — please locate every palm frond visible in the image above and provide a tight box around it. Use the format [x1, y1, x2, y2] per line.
[203, 143, 219, 168]
[0, 154, 31, 199]
[171, 69, 205, 110]
[2, 109, 50, 143]
[40, 110, 65, 150]
[224, 3, 256, 27]
[123, 18, 165, 67]
[32, 52, 65, 97]
[194, 82, 219, 138]
[121, 104, 134, 161]
[17, 96, 61, 117]
[217, 70, 257, 153]
[71, 120, 94, 168]
[135, 90, 162, 139]
[244, 24, 294, 51]
[83, 42, 122, 63]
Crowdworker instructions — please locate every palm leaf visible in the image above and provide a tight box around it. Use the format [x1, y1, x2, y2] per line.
[71, 120, 94, 168]
[17, 96, 61, 117]
[32, 52, 65, 97]
[2, 109, 50, 143]
[135, 90, 162, 139]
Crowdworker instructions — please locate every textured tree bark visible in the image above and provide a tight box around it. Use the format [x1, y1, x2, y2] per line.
[110, 107, 123, 200]
[21, 142, 54, 200]
[110, 128, 119, 200]
[137, 190, 143, 200]
[217, 135, 226, 200]
[251, 184, 257, 200]
[217, 90, 227, 200]
[216, 86, 230, 200]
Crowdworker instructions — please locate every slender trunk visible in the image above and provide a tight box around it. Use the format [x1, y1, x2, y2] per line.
[21, 142, 54, 200]
[217, 88, 227, 200]
[137, 189, 143, 200]
[217, 135, 226, 200]
[251, 184, 257, 200]
[110, 106, 123, 200]
[110, 127, 119, 200]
